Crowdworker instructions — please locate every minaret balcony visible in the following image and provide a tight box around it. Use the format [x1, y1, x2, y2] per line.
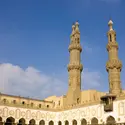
[100, 93, 116, 112]
[104, 103, 113, 112]
[106, 59, 122, 71]
[68, 44, 82, 52]
[67, 64, 83, 71]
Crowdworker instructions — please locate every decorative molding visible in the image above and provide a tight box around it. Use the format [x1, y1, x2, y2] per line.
[107, 42, 118, 51]
[106, 59, 122, 71]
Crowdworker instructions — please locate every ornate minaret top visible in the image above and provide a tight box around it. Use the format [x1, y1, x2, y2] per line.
[108, 20, 113, 31]
[106, 20, 122, 96]
[66, 21, 83, 106]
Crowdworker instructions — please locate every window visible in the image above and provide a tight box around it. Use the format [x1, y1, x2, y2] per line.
[77, 98, 79, 104]
[13, 100, 16, 104]
[47, 105, 49, 108]
[22, 101, 25, 105]
[39, 104, 41, 108]
[58, 101, 60, 106]
[3, 99, 7, 104]
[110, 34, 112, 42]
[31, 103, 33, 107]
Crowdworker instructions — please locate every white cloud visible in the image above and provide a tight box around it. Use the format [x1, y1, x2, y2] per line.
[0, 63, 103, 99]
[0, 63, 66, 99]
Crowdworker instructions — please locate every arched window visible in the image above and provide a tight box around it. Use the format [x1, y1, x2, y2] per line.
[49, 121, 54, 125]
[13, 100, 16, 104]
[29, 119, 35, 125]
[65, 121, 69, 125]
[109, 34, 112, 42]
[77, 98, 80, 104]
[31, 103, 34, 107]
[5, 117, 15, 125]
[18, 118, 25, 125]
[81, 119, 87, 125]
[106, 116, 115, 125]
[72, 120, 77, 125]
[58, 121, 61, 125]
[22, 101, 25, 105]
[39, 120, 45, 125]
[39, 104, 41, 108]
[91, 117, 98, 125]
[3, 99, 7, 104]
[0, 117, 2, 125]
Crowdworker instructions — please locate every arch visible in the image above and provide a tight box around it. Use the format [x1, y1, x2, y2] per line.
[58, 121, 62, 125]
[39, 120, 45, 125]
[91, 117, 98, 125]
[0, 117, 2, 125]
[72, 120, 77, 125]
[13, 100, 16, 104]
[106, 116, 115, 125]
[18, 118, 25, 125]
[0, 117, 2, 121]
[29, 119, 35, 125]
[31, 103, 34, 107]
[49, 121, 54, 125]
[81, 119, 87, 125]
[5, 117, 15, 125]
[3, 99, 7, 104]
[65, 121, 69, 125]
[39, 104, 41, 108]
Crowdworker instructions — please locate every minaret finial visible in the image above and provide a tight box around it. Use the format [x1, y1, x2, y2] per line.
[75, 21, 80, 32]
[108, 19, 113, 31]
[71, 23, 75, 35]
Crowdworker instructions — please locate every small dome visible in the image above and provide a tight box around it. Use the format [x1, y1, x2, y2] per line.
[108, 20, 113, 26]
[72, 24, 75, 29]
[75, 21, 79, 25]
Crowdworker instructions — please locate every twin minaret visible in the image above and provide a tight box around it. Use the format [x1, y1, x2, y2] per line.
[106, 20, 122, 96]
[66, 20, 123, 106]
[66, 22, 83, 105]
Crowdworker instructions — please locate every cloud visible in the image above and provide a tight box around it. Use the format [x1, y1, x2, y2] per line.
[0, 63, 103, 99]
[0, 63, 67, 99]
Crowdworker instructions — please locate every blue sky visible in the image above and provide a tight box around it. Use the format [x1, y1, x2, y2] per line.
[0, 0, 125, 99]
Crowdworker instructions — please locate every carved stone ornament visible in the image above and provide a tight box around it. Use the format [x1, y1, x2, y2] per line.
[107, 42, 118, 51]
[67, 64, 83, 71]
[106, 59, 122, 71]
[68, 44, 82, 52]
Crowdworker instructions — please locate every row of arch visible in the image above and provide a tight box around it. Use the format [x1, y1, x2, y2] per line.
[0, 116, 115, 125]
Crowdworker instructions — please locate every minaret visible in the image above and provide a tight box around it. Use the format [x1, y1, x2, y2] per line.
[66, 21, 83, 105]
[106, 20, 122, 96]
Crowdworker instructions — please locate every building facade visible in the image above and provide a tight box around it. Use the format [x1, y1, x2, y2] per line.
[0, 20, 125, 125]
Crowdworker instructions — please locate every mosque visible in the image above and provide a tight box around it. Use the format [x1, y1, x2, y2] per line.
[0, 20, 125, 125]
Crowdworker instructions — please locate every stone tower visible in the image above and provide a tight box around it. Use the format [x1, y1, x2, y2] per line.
[106, 20, 122, 96]
[66, 22, 83, 105]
